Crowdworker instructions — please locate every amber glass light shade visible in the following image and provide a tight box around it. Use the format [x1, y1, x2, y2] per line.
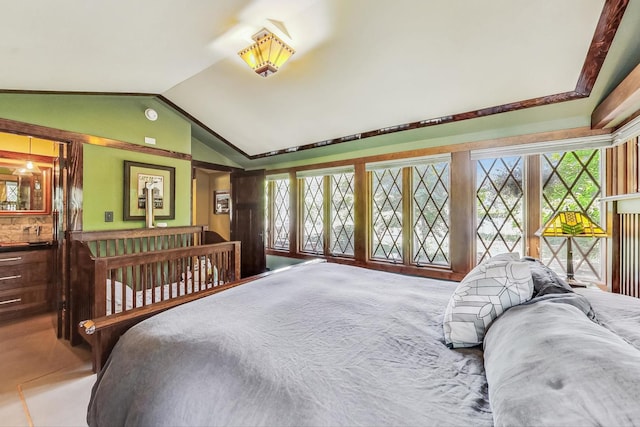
[238, 29, 295, 77]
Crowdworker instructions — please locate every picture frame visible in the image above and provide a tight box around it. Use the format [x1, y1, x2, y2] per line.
[123, 160, 175, 221]
[214, 190, 230, 214]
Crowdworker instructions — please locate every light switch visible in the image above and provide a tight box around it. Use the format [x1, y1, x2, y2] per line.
[105, 211, 114, 222]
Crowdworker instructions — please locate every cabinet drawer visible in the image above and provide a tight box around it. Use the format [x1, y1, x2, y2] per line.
[0, 250, 50, 266]
[0, 262, 49, 289]
[0, 285, 48, 321]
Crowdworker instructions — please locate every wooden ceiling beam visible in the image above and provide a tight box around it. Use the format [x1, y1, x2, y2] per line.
[592, 62, 640, 129]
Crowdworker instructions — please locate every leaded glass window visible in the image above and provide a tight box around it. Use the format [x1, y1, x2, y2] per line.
[412, 163, 450, 266]
[476, 156, 524, 263]
[6, 181, 17, 202]
[371, 168, 403, 262]
[301, 176, 324, 254]
[541, 149, 602, 281]
[269, 178, 290, 250]
[330, 173, 355, 256]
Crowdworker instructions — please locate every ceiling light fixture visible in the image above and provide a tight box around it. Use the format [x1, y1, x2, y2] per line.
[238, 28, 295, 77]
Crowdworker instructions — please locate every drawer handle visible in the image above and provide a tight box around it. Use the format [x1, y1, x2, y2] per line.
[0, 275, 21, 281]
[0, 257, 22, 262]
[0, 298, 21, 305]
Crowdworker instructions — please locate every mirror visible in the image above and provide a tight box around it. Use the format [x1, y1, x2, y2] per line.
[0, 159, 51, 214]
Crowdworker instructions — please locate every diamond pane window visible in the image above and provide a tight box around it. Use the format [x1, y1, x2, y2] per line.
[541, 149, 602, 281]
[301, 176, 324, 254]
[330, 173, 355, 256]
[271, 178, 290, 250]
[476, 156, 524, 263]
[371, 168, 403, 262]
[412, 163, 450, 266]
[6, 181, 17, 202]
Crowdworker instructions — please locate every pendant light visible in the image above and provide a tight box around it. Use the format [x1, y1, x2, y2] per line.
[26, 137, 41, 173]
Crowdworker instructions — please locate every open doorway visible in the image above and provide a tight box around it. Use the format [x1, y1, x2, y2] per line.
[193, 167, 231, 243]
[0, 130, 67, 338]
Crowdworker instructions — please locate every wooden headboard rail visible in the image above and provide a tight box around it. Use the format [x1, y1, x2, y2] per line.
[69, 226, 208, 346]
[72, 239, 241, 372]
[92, 241, 241, 318]
[79, 258, 320, 372]
[68, 225, 207, 257]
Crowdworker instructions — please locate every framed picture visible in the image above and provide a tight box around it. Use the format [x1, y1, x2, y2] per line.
[214, 190, 230, 214]
[124, 161, 175, 221]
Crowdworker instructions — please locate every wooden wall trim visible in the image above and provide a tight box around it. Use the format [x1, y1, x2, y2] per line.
[0, 117, 191, 161]
[592, 62, 640, 129]
[192, 159, 242, 173]
[68, 141, 83, 232]
[248, 0, 628, 160]
[576, 0, 629, 96]
[267, 127, 611, 176]
[157, 95, 251, 159]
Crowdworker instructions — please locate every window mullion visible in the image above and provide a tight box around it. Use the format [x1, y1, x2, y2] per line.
[526, 154, 541, 258]
[297, 177, 304, 253]
[267, 180, 274, 248]
[323, 175, 331, 256]
[402, 167, 412, 266]
[289, 171, 297, 254]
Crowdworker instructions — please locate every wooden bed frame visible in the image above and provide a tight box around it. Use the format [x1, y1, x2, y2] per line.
[69, 226, 242, 371]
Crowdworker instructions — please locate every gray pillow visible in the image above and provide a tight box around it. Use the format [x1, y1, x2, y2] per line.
[520, 256, 573, 297]
[443, 253, 534, 348]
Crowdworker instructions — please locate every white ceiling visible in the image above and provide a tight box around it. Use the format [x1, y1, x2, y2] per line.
[0, 0, 637, 158]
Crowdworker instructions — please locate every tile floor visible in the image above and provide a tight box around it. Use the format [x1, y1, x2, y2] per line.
[0, 313, 93, 427]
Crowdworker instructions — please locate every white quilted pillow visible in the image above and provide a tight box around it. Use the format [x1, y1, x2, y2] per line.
[443, 253, 533, 348]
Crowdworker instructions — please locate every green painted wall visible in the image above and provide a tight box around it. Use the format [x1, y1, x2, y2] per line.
[0, 93, 191, 153]
[83, 144, 192, 230]
[0, 93, 245, 230]
[192, 137, 242, 168]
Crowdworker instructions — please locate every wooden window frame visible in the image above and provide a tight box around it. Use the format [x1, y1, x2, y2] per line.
[265, 128, 612, 282]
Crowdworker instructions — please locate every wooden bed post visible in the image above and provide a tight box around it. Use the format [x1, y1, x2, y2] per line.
[234, 242, 241, 281]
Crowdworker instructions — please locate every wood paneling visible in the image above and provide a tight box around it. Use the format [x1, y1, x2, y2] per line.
[606, 137, 639, 296]
[607, 138, 638, 196]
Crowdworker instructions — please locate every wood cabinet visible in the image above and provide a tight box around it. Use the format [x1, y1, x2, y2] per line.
[0, 249, 52, 322]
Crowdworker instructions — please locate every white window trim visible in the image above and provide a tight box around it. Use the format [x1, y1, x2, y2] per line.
[266, 173, 290, 181]
[296, 166, 355, 178]
[366, 154, 451, 171]
[470, 134, 612, 160]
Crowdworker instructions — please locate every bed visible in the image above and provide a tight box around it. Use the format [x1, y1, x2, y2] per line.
[69, 226, 241, 371]
[86, 257, 640, 426]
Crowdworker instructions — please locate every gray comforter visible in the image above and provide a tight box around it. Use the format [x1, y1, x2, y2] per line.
[88, 262, 492, 426]
[88, 262, 640, 426]
[485, 289, 640, 426]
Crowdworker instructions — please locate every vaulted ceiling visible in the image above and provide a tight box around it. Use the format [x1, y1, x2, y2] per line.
[1, 0, 639, 167]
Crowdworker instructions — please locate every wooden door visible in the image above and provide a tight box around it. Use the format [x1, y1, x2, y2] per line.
[230, 169, 266, 278]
